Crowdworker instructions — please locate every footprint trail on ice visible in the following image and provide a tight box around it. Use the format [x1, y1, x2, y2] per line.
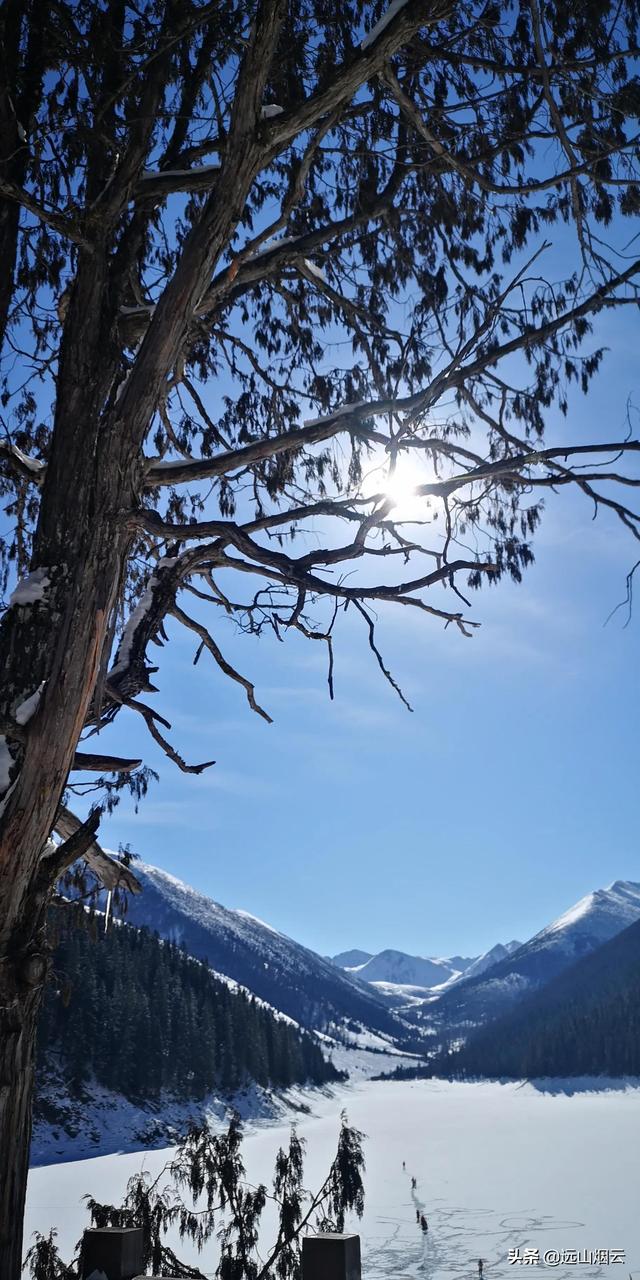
[360, 1169, 609, 1280]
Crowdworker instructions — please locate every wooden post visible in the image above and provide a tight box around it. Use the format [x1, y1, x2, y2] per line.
[80, 1226, 144, 1280]
[302, 1233, 362, 1280]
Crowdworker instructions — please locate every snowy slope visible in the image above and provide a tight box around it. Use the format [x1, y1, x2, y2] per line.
[433, 880, 640, 1026]
[454, 915, 640, 1078]
[122, 862, 404, 1039]
[455, 939, 521, 982]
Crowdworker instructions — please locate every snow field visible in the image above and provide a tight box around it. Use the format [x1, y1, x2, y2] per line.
[25, 1078, 640, 1279]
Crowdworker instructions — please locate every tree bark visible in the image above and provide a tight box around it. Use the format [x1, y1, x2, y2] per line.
[0, 251, 132, 1278]
[0, 8, 289, 1272]
[0, 905, 47, 1278]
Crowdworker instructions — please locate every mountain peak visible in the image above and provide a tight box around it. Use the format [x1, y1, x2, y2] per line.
[542, 879, 640, 940]
[434, 875, 640, 1028]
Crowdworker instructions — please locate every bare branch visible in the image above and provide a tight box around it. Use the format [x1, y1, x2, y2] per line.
[39, 806, 104, 882]
[353, 599, 414, 712]
[0, 177, 90, 246]
[48, 806, 142, 892]
[172, 604, 272, 723]
[121, 695, 216, 774]
[144, 255, 640, 491]
[71, 752, 144, 773]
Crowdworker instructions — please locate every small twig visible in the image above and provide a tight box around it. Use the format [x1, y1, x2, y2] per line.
[122, 694, 216, 772]
[172, 603, 273, 723]
[604, 558, 640, 629]
[353, 599, 413, 712]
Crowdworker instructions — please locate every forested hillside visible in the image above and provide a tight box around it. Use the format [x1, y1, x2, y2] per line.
[36, 908, 339, 1109]
[450, 918, 640, 1079]
[122, 862, 403, 1038]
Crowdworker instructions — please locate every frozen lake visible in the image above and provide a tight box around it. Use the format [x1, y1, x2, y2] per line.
[25, 1078, 640, 1279]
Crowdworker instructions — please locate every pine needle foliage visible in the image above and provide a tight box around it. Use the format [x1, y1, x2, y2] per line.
[23, 1112, 366, 1280]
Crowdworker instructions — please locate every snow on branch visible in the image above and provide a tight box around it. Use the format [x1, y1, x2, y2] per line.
[8, 568, 51, 607]
[108, 556, 179, 689]
[302, 258, 328, 283]
[48, 805, 142, 891]
[302, 399, 372, 428]
[137, 162, 222, 198]
[361, 0, 410, 49]
[0, 440, 46, 486]
[14, 683, 45, 726]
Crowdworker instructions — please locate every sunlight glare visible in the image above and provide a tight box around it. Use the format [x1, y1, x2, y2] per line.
[363, 453, 437, 523]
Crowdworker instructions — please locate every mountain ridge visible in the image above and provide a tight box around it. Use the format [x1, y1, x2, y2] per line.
[431, 878, 640, 1026]
[120, 861, 407, 1041]
[452, 914, 640, 1078]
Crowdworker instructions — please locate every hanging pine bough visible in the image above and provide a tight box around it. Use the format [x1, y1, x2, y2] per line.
[2, 1, 640, 1273]
[23, 1112, 366, 1280]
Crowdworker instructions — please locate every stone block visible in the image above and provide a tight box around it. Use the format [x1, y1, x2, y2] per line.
[302, 1233, 361, 1280]
[81, 1226, 144, 1280]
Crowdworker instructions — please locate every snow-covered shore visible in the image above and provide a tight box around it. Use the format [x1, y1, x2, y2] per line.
[25, 1077, 640, 1279]
[31, 1040, 420, 1166]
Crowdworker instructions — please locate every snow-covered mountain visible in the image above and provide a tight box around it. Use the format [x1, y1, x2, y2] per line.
[433, 880, 640, 1026]
[330, 948, 373, 968]
[122, 862, 405, 1040]
[346, 948, 464, 988]
[330, 946, 519, 995]
[458, 940, 522, 982]
[454, 915, 640, 1079]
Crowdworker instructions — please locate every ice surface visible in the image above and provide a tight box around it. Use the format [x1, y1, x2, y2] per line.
[26, 1078, 640, 1278]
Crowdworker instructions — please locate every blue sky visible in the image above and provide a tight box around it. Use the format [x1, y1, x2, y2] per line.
[97, 299, 640, 961]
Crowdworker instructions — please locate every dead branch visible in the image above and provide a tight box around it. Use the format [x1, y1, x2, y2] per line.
[49, 806, 142, 892]
[171, 603, 273, 723]
[121, 694, 216, 774]
[71, 752, 144, 773]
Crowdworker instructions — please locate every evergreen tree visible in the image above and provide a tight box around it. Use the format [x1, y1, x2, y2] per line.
[444, 917, 640, 1079]
[3, 2, 640, 1269]
[36, 905, 340, 1116]
[24, 1111, 366, 1280]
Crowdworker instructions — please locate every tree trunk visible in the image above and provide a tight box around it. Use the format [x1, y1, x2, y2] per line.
[0, 921, 47, 1278]
[0, 250, 130, 1277]
[0, 14, 283, 1266]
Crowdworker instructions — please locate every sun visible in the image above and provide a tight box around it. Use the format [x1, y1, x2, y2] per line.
[362, 453, 435, 523]
[384, 463, 420, 512]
